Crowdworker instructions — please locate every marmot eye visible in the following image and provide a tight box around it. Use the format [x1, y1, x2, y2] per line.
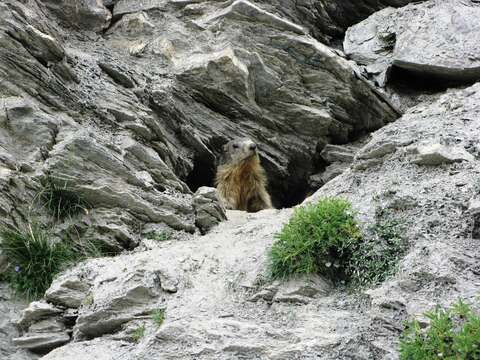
[232, 144, 239, 149]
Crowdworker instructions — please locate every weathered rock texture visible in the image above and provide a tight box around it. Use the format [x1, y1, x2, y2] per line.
[344, 0, 480, 87]
[1, 0, 480, 359]
[0, 284, 35, 360]
[257, 0, 425, 44]
[11, 83, 480, 359]
[0, 0, 399, 248]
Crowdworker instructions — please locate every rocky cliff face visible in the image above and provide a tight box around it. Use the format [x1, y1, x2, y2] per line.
[1, 0, 479, 359]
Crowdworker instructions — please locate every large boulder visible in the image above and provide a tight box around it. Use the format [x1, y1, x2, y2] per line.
[42, 0, 112, 32]
[256, 0, 426, 43]
[344, 0, 480, 87]
[193, 186, 226, 234]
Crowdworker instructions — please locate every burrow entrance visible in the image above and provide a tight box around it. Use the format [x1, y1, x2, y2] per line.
[184, 137, 360, 210]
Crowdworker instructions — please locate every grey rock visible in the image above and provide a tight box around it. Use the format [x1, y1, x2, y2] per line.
[113, 0, 168, 17]
[193, 186, 227, 235]
[98, 62, 136, 88]
[412, 143, 474, 166]
[105, 11, 155, 36]
[45, 275, 91, 309]
[17, 302, 62, 329]
[0, 283, 34, 360]
[467, 197, 480, 215]
[3, 0, 480, 359]
[272, 275, 332, 304]
[13, 331, 70, 353]
[195, 0, 306, 35]
[320, 144, 356, 164]
[43, 131, 196, 234]
[6, 23, 65, 65]
[321, 162, 350, 184]
[256, 0, 424, 44]
[41, 339, 133, 360]
[0, 0, 399, 235]
[42, 0, 111, 32]
[344, 0, 480, 86]
[306, 83, 480, 357]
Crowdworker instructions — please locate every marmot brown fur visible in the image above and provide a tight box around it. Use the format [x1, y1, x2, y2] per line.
[215, 138, 272, 212]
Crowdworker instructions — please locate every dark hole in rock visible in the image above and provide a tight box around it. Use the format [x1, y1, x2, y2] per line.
[472, 214, 480, 240]
[185, 146, 316, 210]
[270, 172, 311, 209]
[103, 2, 124, 32]
[388, 65, 475, 94]
[186, 156, 216, 193]
[185, 133, 368, 210]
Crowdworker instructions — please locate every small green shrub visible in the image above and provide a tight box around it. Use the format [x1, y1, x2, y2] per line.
[38, 182, 89, 221]
[268, 199, 407, 286]
[268, 198, 362, 281]
[131, 324, 146, 343]
[152, 309, 166, 327]
[400, 300, 480, 359]
[0, 223, 75, 299]
[145, 231, 170, 242]
[347, 218, 407, 287]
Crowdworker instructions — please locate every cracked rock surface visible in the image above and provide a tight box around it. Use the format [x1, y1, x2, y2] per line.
[12, 83, 480, 359]
[344, 0, 480, 87]
[1, 0, 480, 359]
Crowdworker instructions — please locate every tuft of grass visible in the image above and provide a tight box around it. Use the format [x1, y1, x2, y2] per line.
[71, 235, 117, 259]
[268, 198, 362, 281]
[347, 218, 407, 287]
[400, 300, 480, 359]
[131, 324, 146, 343]
[38, 181, 89, 221]
[152, 309, 166, 327]
[0, 223, 75, 300]
[145, 231, 171, 242]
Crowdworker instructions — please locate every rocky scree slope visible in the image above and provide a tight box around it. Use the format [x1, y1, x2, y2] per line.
[18, 83, 480, 360]
[0, 0, 479, 359]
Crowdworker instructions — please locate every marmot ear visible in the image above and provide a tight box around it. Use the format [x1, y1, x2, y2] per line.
[222, 144, 228, 152]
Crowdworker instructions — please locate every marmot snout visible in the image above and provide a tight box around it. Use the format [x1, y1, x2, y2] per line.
[215, 138, 272, 212]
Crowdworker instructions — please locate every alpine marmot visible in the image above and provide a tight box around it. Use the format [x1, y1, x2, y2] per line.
[215, 138, 272, 212]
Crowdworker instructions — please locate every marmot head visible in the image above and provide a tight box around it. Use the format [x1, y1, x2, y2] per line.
[220, 138, 258, 165]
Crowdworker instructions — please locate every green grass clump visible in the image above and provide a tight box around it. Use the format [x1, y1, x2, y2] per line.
[152, 309, 166, 327]
[347, 218, 407, 287]
[145, 231, 171, 242]
[268, 198, 408, 286]
[38, 181, 89, 221]
[400, 300, 480, 359]
[0, 223, 75, 299]
[268, 198, 362, 281]
[131, 324, 146, 343]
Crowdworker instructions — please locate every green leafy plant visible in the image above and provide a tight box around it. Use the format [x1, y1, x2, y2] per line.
[145, 231, 171, 242]
[347, 218, 407, 287]
[400, 300, 480, 359]
[268, 198, 362, 281]
[0, 223, 75, 299]
[152, 309, 166, 327]
[131, 324, 146, 343]
[268, 199, 407, 287]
